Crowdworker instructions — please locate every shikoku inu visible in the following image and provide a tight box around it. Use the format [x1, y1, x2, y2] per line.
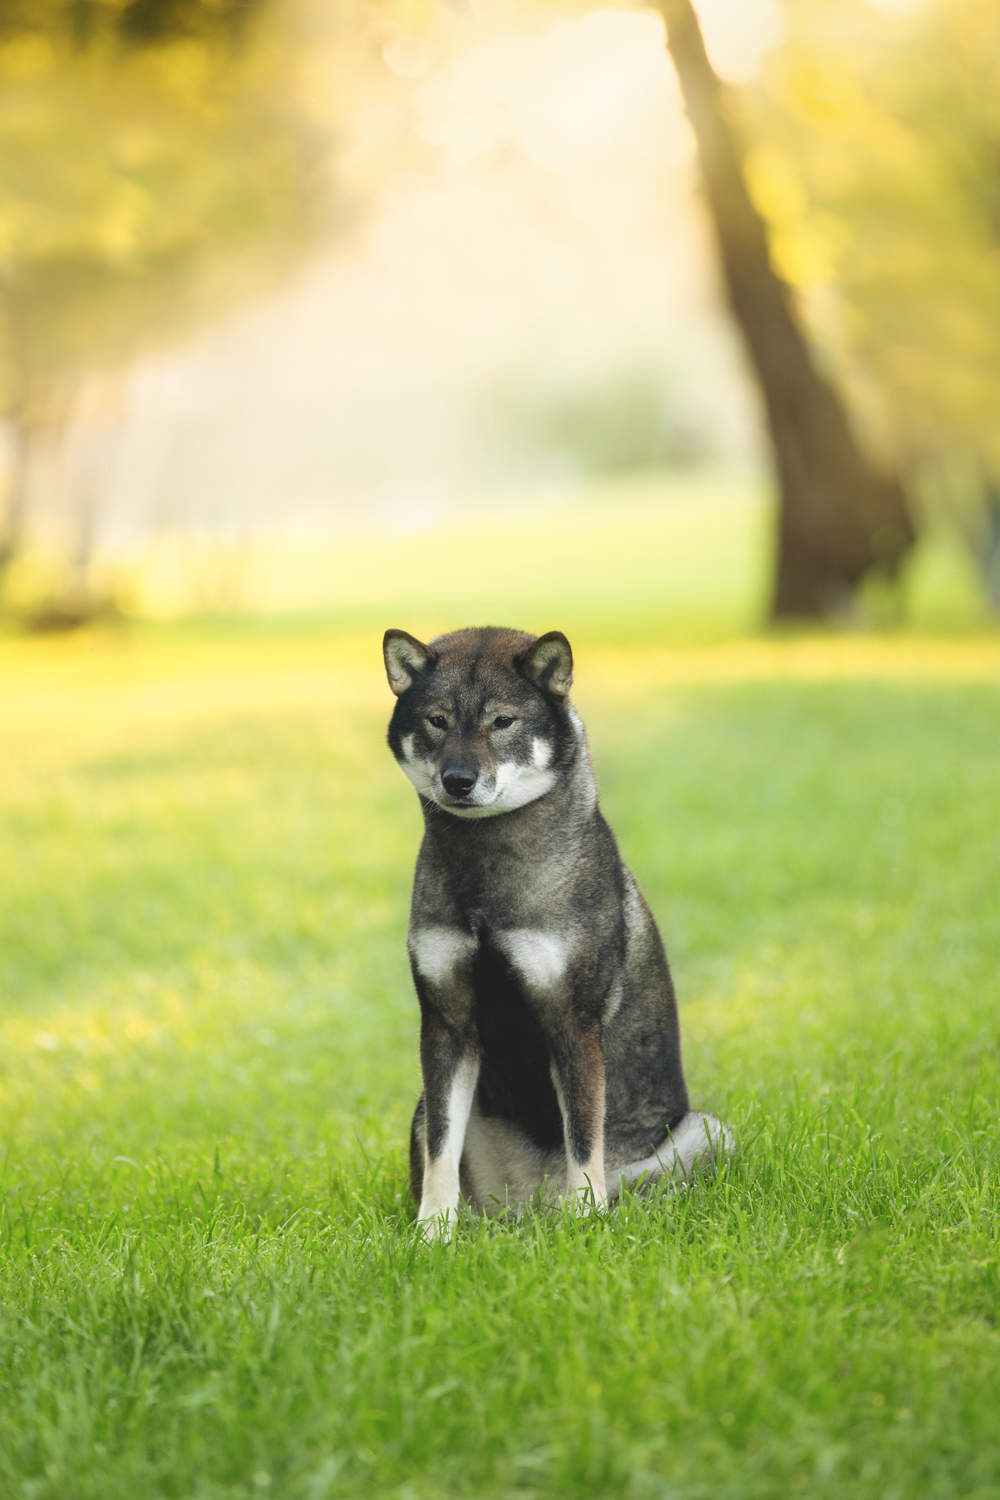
[383, 625, 732, 1240]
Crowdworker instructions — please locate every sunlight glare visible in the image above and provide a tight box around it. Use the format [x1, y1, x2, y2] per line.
[864, 0, 929, 13]
[693, 0, 787, 83]
[414, 10, 682, 170]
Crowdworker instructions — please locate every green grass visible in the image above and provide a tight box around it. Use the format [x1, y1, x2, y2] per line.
[2, 549, 999, 1497]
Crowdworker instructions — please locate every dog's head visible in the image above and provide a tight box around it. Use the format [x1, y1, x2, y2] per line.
[383, 626, 577, 818]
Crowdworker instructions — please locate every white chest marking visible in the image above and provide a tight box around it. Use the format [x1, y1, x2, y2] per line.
[409, 926, 477, 986]
[497, 928, 572, 990]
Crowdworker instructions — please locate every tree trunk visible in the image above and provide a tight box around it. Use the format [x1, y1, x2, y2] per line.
[658, 0, 916, 619]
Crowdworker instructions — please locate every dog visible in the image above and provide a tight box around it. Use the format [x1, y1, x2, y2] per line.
[383, 625, 731, 1239]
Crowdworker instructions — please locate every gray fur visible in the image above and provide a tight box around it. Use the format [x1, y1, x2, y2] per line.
[384, 626, 732, 1238]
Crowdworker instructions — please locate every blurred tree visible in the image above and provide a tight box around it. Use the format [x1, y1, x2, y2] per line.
[657, 0, 916, 619]
[749, 0, 1000, 610]
[0, 0, 343, 613]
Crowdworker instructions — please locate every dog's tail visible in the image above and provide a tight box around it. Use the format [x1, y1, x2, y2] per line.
[616, 1110, 735, 1196]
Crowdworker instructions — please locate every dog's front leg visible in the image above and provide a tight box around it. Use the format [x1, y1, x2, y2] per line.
[409, 926, 479, 1240]
[549, 1021, 608, 1212]
[416, 1008, 479, 1240]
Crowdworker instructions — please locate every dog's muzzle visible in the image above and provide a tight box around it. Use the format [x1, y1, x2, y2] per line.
[441, 764, 478, 799]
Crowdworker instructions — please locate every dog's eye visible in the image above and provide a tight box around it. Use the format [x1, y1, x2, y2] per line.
[491, 715, 516, 730]
[426, 714, 447, 731]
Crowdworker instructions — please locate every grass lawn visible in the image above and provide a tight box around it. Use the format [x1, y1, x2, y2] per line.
[1, 501, 999, 1498]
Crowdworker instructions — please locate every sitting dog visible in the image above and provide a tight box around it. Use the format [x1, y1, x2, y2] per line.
[383, 625, 731, 1239]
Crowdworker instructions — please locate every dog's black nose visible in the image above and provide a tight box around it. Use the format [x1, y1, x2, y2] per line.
[442, 765, 478, 798]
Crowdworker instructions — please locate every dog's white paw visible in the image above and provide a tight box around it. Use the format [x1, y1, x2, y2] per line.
[417, 1202, 458, 1243]
[566, 1178, 608, 1216]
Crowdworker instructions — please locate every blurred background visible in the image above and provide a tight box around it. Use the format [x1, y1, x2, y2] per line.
[0, 0, 997, 633]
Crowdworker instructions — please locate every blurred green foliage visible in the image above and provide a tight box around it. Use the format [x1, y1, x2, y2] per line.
[3, 0, 999, 619]
[749, 0, 1000, 511]
[0, 0, 337, 411]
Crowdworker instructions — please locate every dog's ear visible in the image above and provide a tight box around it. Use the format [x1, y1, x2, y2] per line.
[383, 629, 436, 696]
[518, 631, 573, 699]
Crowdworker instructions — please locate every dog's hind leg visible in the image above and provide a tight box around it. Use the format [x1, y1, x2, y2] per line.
[459, 1107, 565, 1213]
[614, 1111, 734, 1198]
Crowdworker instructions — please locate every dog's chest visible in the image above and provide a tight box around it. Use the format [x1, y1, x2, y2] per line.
[418, 812, 590, 927]
[471, 934, 564, 1150]
[407, 920, 571, 1149]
